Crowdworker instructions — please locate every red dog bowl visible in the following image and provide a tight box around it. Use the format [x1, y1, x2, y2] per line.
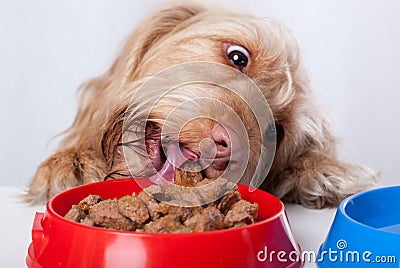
[26, 179, 303, 268]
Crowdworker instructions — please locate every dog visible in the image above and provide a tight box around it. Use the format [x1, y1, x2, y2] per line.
[25, 2, 377, 209]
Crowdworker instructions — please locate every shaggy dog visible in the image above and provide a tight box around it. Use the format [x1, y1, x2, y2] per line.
[25, 2, 376, 208]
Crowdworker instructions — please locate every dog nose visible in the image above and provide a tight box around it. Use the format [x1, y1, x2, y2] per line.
[211, 123, 231, 157]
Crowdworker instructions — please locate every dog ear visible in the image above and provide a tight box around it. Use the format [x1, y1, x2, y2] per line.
[256, 23, 378, 208]
[263, 97, 378, 209]
[111, 2, 207, 82]
[60, 2, 206, 149]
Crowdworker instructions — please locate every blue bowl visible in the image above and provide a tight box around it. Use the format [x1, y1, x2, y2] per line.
[317, 185, 400, 267]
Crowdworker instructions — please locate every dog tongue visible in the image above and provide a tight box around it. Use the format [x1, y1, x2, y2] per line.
[149, 143, 198, 185]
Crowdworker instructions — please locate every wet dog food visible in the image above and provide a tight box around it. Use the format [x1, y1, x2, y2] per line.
[65, 177, 258, 233]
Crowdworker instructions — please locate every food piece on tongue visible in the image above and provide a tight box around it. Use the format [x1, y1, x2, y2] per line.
[175, 161, 203, 187]
[150, 143, 199, 185]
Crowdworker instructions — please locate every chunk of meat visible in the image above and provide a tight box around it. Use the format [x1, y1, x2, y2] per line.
[80, 217, 95, 226]
[79, 194, 102, 212]
[118, 195, 149, 226]
[224, 200, 258, 228]
[144, 215, 192, 233]
[175, 161, 203, 187]
[167, 204, 201, 222]
[184, 207, 224, 232]
[89, 199, 135, 231]
[217, 189, 241, 215]
[143, 184, 164, 199]
[64, 205, 85, 222]
[138, 191, 165, 220]
[194, 178, 231, 204]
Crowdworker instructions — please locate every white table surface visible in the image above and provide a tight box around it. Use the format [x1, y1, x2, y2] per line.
[0, 186, 336, 268]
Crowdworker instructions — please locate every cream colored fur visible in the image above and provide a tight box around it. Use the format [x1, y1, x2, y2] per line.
[25, 2, 377, 208]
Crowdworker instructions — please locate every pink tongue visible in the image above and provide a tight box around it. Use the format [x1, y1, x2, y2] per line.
[149, 143, 198, 185]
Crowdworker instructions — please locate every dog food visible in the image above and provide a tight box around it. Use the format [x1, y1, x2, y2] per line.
[174, 162, 203, 187]
[65, 176, 258, 233]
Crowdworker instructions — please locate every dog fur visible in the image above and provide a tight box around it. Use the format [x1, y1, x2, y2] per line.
[25, 2, 377, 208]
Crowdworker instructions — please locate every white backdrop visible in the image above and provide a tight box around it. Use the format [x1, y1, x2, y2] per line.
[0, 0, 399, 187]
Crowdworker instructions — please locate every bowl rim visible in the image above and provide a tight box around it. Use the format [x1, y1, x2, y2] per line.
[46, 179, 286, 237]
[339, 185, 400, 236]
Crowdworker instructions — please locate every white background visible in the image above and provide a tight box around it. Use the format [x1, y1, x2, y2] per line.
[1, 0, 399, 188]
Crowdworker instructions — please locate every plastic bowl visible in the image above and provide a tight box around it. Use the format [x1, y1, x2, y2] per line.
[26, 179, 302, 268]
[317, 185, 400, 267]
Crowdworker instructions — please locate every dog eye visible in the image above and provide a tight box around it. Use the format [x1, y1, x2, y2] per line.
[227, 45, 250, 70]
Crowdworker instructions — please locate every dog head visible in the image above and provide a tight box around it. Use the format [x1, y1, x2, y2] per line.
[74, 2, 321, 189]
